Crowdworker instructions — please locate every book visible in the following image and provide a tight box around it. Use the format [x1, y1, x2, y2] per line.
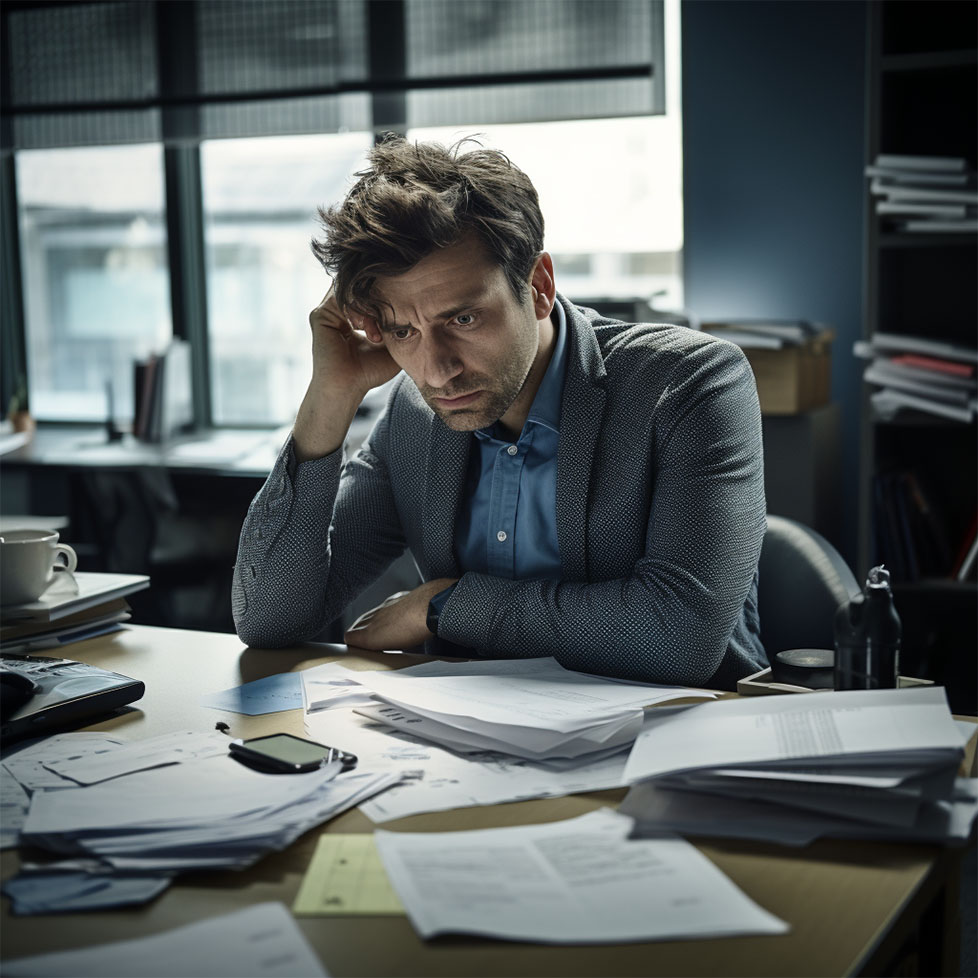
[0, 601, 131, 655]
[869, 333, 978, 365]
[0, 597, 131, 643]
[870, 179, 978, 205]
[870, 388, 974, 424]
[865, 166, 972, 187]
[952, 514, 978, 580]
[870, 358, 977, 392]
[1, 572, 150, 624]
[874, 154, 969, 173]
[890, 354, 975, 379]
[863, 363, 973, 405]
[875, 200, 968, 218]
[956, 535, 977, 581]
[900, 218, 978, 233]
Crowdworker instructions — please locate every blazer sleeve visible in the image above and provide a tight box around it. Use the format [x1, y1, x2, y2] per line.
[232, 403, 408, 649]
[436, 341, 766, 687]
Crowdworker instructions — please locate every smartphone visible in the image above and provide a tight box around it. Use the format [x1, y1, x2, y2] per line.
[228, 733, 357, 775]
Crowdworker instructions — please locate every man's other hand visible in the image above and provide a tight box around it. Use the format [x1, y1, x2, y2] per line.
[344, 578, 458, 651]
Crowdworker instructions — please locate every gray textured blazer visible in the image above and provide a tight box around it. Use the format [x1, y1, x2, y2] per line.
[233, 294, 768, 689]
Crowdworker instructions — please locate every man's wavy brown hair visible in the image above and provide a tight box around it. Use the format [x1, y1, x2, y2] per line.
[311, 135, 545, 320]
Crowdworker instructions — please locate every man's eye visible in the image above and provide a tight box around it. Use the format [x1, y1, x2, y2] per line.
[455, 314, 475, 326]
[392, 327, 414, 340]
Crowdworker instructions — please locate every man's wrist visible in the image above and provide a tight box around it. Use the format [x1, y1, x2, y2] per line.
[425, 582, 458, 636]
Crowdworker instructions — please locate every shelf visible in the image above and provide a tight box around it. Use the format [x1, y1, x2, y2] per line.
[892, 578, 977, 597]
[878, 231, 978, 249]
[882, 50, 978, 72]
[871, 410, 976, 429]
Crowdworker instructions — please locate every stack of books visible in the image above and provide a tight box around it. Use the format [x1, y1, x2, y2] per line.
[855, 333, 978, 424]
[867, 154, 978, 233]
[132, 338, 193, 443]
[0, 572, 150, 655]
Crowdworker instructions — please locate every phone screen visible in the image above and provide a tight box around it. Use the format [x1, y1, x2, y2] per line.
[240, 734, 333, 766]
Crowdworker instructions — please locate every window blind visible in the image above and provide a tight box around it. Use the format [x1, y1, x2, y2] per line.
[2, 0, 663, 150]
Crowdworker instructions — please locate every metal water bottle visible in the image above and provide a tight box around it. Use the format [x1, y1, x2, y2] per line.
[834, 565, 901, 690]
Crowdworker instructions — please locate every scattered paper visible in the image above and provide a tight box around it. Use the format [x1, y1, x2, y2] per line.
[301, 662, 378, 713]
[306, 709, 633, 823]
[3, 902, 329, 977]
[374, 809, 788, 943]
[3, 870, 171, 915]
[200, 672, 303, 715]
[294, 835, 405, 916]
[0, 766, 30, 848]
[3, 732, 128, 791]
[41, 730, 229, 785]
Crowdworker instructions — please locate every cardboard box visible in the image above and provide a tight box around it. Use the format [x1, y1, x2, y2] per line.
[703, 326, 834, 415]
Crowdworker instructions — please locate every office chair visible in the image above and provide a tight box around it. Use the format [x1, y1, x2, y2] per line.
[757, 515, 860, 659]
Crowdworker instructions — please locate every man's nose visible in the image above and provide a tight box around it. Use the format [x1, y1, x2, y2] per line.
[421, 332, 464, 389]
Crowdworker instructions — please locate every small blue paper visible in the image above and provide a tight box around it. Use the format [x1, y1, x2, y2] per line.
[3, 872, 171, 914]
[199, 672, 303, 715]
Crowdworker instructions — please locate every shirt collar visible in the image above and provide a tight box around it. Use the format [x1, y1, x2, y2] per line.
[524, 300, 567, 434]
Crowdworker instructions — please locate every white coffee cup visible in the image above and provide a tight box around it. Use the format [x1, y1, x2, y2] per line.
[0, 529, 78, 606]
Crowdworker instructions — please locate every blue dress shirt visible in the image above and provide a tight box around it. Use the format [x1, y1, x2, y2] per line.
[454, 303, 568, 580]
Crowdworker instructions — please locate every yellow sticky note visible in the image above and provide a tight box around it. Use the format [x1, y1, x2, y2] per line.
[293, 834, 405, 916]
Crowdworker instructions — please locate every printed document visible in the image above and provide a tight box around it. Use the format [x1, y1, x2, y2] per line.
[374, 808, 787, 943]
[623, 686, 963, 784]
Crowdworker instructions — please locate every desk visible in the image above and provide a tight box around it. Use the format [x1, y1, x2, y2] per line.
[1, 625, 974, 977]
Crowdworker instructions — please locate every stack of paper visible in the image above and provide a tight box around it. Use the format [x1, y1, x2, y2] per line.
[3, 731, 396, 912]
[620, 687, 978, 846]
[336, 656, 714, 761]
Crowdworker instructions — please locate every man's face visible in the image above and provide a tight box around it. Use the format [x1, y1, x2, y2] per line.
[371, 236, 551, 433]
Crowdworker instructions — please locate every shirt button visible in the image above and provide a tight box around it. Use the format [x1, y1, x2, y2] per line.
[496, 530, 508, 543]
[506, 445, 518, 456]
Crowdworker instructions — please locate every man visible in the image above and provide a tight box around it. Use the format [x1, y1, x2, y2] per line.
[233, 137, 767, 689]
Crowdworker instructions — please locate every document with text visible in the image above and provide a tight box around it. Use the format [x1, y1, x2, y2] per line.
[374, 808, 788, 943]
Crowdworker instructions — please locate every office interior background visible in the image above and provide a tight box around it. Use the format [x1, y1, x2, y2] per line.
[0, 1, 975, 711]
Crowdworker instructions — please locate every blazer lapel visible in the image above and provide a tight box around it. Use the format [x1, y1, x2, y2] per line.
[422, 418, 471, 579]
[556, 299, 607, 582]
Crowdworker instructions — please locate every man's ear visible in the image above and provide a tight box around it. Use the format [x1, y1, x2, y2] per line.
[529, 252, 556, 321]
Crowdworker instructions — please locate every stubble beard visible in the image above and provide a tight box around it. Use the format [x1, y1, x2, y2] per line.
[422, 339, 537, 431]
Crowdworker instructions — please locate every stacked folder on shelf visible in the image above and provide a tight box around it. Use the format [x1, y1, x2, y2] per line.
[867, 153, 978, 233]
[854, 333, 978, 425]
[619, 687, 978, 847]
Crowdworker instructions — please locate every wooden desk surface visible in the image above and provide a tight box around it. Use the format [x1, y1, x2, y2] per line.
[1, 625, 973, 977]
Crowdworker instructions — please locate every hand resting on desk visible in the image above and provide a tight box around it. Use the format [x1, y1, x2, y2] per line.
[343, 578, 457, 651]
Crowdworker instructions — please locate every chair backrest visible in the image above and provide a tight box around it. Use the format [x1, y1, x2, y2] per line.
[758, 515, 860, 659]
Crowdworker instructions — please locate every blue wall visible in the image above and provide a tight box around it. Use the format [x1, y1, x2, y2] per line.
[681, 0, 867, 564]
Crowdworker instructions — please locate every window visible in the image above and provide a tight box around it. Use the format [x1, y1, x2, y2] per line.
[407, 0, 683, 310]
[200, 133, 373, 425]
[16, 144, 171, 422]
[3, 0, 675, 428]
